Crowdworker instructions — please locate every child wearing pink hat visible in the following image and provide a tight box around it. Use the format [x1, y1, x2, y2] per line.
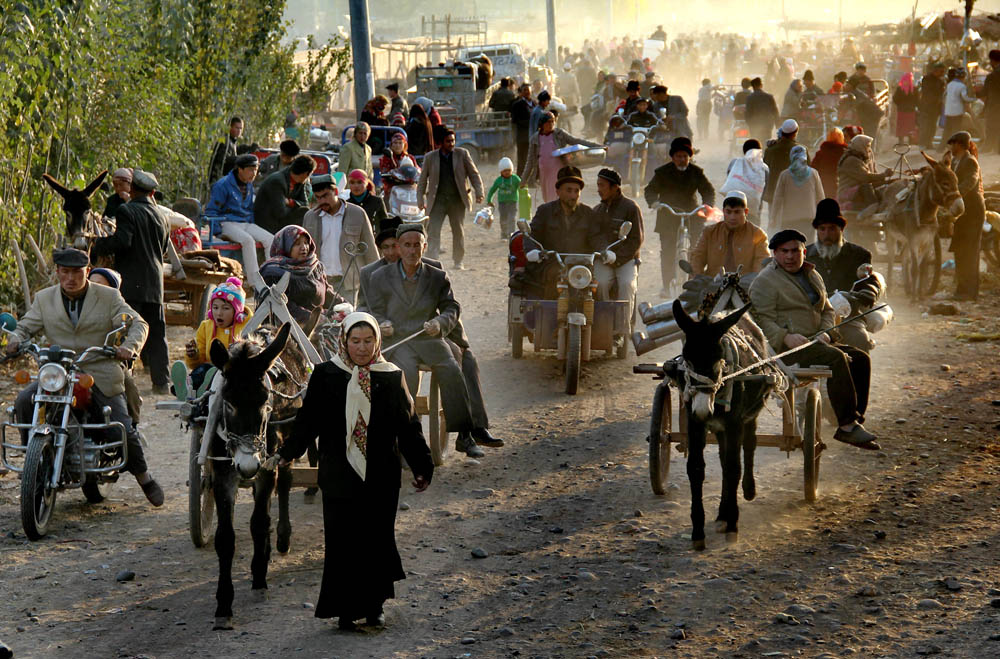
[169, 277, 254, 399]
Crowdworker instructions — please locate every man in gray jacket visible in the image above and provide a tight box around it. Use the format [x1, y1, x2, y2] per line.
[368, 224, 492, 457]
[417, 130, 484, 269]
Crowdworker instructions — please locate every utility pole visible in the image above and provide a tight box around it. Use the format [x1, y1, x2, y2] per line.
[546, 0, 557, 70]
[963, 0, 975, 68]
[348, 0, 375, 119]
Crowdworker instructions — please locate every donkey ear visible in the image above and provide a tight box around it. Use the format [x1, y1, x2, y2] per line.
[210, 339, 231, 370]
[42, 173, 71, 199]
[940, 151, 953, 168]
[920, 151, 938, 167]
[251, 322, 291, 372]
[82, 170, 109, 198]
[711, 303, 751, 337]
[673, 298, 696, 335]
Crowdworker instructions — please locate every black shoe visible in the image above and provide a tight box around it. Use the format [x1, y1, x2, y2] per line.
[833, 424, 880, 450]
[140, 478, 165, 507]
[471, 428, 504, 448]
[455, 432, 485, 458]
[338, 617, 358, 631]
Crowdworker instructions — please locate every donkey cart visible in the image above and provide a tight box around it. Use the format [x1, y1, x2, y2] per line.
[634, 360, 832, 503]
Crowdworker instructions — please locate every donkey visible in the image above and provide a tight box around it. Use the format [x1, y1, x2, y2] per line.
[41, 170, 111, 248]
[673, 299, 777, 550]
[206, 322, 311, 630]
[881, 152, 963, 300]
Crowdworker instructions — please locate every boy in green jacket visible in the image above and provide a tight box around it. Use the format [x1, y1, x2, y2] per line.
[487, 157, 521, 240]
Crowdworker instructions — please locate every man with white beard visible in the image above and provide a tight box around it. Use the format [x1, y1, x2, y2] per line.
[805, 198, 875, 351]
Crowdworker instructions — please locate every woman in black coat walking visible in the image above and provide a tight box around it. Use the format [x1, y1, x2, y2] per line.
[279, 312, 433, 630]
[946, 131, 985, 301]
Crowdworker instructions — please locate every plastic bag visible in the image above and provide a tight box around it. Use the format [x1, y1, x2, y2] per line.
[474, 206, 494, 229]
[720, 150, 767, 212]
[518, 187, 532, 221]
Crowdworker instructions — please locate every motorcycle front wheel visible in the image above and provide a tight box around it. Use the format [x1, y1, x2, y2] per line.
[21, 437, 58, 540]
[565, 324, 582, 395]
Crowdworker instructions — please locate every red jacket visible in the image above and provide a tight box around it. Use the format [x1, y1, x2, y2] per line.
[811, 141, 847, 199]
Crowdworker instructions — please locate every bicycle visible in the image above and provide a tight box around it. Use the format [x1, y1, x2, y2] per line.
[650, 202, 716, 299]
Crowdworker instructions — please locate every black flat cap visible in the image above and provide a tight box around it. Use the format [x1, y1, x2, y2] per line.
[234, 154, 259, 168]
[396, 222, 426, 239]
[52, 248, 90, 268]
[376, 216, 404, 246]
[597, 168, 622, 186]
[768, 229, 808, 249]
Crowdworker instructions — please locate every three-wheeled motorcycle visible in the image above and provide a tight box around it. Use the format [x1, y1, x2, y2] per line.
[507, 219, 633, 394]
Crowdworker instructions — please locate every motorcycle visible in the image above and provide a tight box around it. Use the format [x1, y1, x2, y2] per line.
[626, 113, 672, 198]
[1, 314, 133, 540]
[381, 162, 425, 223]
[507, 219, 633, 395]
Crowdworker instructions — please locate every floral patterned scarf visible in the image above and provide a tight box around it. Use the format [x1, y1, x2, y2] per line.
[330, 312, 399, 480]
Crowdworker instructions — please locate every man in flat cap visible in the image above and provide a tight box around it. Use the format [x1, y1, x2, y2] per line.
[103, 168, 132, 219]
[368, 224, 496, 458]
[386, 82, 409, 120]
[92, 168, 171, 394]
[749, 228, 878, 450]
[358, 217, 502, 451]
[6, 248, 164, 506]
[205, 153, 273, 288]
[302, 173, 377, 306]
[593, 167, 643, 320]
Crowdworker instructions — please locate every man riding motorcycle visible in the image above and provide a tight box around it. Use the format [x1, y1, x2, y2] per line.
[5, 248, 164, 506]
[524, 166, 605, 299]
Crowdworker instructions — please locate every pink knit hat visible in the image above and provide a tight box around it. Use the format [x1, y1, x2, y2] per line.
[208, 277, 246, 324]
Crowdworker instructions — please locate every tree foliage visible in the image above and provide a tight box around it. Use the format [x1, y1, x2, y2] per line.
[0, 0, 351, 308]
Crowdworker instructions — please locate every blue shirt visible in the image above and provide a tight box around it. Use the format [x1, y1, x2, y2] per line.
[206, 170, 255, 223]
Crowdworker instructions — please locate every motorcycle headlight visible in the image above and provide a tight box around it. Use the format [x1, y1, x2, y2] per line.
[567, 265, 592, 289]
[38, 363, 68, 393]
[632, 132, 646, 146]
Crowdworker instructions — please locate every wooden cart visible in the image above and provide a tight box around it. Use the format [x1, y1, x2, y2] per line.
[634, 360, 831, 502]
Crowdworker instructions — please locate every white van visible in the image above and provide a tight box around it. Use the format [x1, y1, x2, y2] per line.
[457, 43, 527, 82]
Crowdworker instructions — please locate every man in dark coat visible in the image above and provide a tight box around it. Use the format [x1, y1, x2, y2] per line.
[745, 77, 779, 144]
[592, 168, 643, 315]
[254, 155, 315, 234]
[643, 137, 715, 294]
[805, 199, 875, 351]
[917, 62, 947, 149]
[979, 50, 1000, 153]
[256, 139, 300, 183]
[386, 82, 409, 119]
[368, 224, 488, 458]
[91, 169, 171, 393]
[103, 168, 132, 218]
[359, 218, 501, 450]
[762, 119, 799, 205]
[510, 84, 535, 176]
[488, 77, 516, 114]
[208, 116, 243, 184]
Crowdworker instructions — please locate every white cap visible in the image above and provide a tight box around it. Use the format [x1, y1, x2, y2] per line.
[498, 157, 514, 172]
[781, 118, 799, 134]
[563, 62, 572, 71]
[723, 190, 748, 207]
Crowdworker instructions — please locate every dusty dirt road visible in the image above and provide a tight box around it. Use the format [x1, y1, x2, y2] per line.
[2, 145, 999, 659]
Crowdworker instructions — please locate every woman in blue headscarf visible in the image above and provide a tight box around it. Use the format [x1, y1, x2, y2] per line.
[769, 144, 825, 237]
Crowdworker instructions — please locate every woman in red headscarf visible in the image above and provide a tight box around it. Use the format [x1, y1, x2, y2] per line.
[892, 73, 919, 142]
[810, 127, 848, 198]
[378, 132, 420, 196]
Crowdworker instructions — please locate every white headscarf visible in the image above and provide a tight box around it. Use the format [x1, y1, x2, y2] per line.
[331, 312, 399, 479]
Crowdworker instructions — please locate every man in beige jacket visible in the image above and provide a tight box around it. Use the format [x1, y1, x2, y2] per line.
[6, 248, 164, 505]
[416, 130, 484, 269]
[302, 175, 378, 305]
[689, 191, 769, 277]
[749, 229, 878, 450]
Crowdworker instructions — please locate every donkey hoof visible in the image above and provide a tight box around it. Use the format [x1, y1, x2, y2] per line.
[276, 535, 290, 555]
[251, 588, 269, 603]
[213, 617, 234, 631]
[725, 531, 739, 544]
[692, 538, 706, 551]
[743, 480, 757, 501]
[714, 520, 728, 534]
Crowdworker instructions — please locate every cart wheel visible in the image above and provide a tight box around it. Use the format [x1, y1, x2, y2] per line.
[197, 284, 213, 327]
[649, 382, 672, 495]
[511, 323, 524, 359]
[428, 372, 451, 466]
[565, 324, 582, 395]
[903, 236, 942, 298]
[189, 426, 216, 548]
[802, 387, 821, 503]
